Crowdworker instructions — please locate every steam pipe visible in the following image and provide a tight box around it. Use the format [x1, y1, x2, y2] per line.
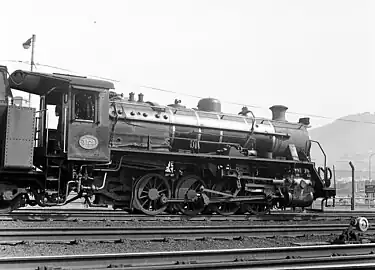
[93, 156, 124, 172]
[96, 173, 108, 190]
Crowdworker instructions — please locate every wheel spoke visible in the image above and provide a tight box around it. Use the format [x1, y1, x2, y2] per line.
[156, 181, 164, 190]
[141, 199, 150, 207]
[153, 177, 158, 188]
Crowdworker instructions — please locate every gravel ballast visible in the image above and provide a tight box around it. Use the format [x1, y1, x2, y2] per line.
[0, 217, 351, 258]
[0, 235, 333, 257]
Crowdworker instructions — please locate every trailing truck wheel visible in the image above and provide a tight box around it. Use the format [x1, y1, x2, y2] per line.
[0, 201, 13, 214]
[133, 173, 171, 215]
[0, 196, 23, 214]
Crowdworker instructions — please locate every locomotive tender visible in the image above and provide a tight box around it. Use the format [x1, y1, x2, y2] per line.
[0, 66, 335, 215]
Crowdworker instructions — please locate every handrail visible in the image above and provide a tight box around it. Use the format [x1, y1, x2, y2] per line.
[309, 140, 327, 169]
[33, 109, 48, 147]
[310, 139, 332, 188]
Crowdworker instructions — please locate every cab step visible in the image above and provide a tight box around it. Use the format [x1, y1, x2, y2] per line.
[46, 177, 59, 181]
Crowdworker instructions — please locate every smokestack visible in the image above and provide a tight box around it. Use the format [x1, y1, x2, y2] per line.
[269, 105, 288, 121]
[128, 92, 135, 102]
[138, 93, 144, 103]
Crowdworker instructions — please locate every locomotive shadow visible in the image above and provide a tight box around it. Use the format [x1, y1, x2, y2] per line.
[1, 210, 322, 222]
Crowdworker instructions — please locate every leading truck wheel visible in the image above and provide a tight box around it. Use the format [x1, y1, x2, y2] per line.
[133, 173, 172, 216]
[241, 203, 270, 215]
[211, 181, 240, 216]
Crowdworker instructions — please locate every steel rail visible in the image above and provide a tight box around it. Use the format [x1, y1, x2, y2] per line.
[2, 243, 375, 270]
[101, 257, 375, 270]
[0, 223, 371, 243]
[1, 208, 375, 222]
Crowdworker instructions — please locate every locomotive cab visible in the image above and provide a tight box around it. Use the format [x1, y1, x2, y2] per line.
[8, 70, 114, 163]
[0, 69, 114, 210]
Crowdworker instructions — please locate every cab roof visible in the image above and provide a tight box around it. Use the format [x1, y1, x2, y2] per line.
[8, 69, 115, 95]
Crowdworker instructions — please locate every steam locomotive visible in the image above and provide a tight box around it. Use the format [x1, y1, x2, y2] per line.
[0, 66, 335, 215]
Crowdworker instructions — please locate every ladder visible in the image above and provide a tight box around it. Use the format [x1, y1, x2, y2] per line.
[34, 111, 42, 147]
[44, 157, 63, 196]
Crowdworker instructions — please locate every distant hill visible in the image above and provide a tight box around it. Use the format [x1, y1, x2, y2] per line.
[309, 112, 375, 179]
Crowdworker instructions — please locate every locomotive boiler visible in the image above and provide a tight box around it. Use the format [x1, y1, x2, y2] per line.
[109, 93, 312, 161]
[0, 67, 336, 216]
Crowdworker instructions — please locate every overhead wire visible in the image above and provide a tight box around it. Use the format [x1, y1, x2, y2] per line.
[2, 59, 375, 126]
[139, 85, 375, 126]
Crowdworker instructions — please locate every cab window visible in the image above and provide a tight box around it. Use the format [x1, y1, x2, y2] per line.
[73, 90, 96, 121]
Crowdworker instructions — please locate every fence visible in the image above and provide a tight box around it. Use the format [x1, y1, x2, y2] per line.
[311, 196, 375, 211]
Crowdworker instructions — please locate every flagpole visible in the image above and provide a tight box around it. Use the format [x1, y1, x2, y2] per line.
[28, 34, 35, 107]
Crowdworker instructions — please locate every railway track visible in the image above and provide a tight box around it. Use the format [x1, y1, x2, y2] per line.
[0, 223, 372, 243]
[2, 243, 375, 270]
[1, 208, 374, 222]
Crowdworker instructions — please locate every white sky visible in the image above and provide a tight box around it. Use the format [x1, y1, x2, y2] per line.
[1, 0, 374, 128]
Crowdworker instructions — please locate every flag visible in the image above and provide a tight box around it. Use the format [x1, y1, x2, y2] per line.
[22, 37, 32, 49]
